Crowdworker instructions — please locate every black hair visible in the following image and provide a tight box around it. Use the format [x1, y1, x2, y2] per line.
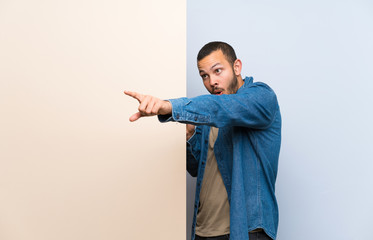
[197, 41, 237, 66]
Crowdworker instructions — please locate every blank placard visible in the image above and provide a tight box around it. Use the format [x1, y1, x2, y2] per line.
[0, 1, 186, 240]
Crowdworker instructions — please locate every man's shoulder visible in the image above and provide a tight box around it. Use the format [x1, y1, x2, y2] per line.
[241, 79, 276, 95]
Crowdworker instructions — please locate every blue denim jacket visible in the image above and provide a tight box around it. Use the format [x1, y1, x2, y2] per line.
[158, 76, 281, 240]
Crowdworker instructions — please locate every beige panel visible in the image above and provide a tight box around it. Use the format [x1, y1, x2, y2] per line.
[0, 1, 185, 240]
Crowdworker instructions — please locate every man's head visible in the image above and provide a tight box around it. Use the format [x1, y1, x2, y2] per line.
[197, 41, 244, 95]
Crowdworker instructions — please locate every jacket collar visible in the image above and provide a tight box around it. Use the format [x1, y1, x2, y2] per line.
[237, 76, 253, 93]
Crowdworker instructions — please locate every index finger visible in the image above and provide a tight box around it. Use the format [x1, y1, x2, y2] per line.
[124, 90, 144, 102]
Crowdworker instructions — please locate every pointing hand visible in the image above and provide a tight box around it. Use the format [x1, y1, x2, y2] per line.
[124, 90, 172, 122]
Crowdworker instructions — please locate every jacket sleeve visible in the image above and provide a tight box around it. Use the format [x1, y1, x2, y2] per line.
[158, 82, 279, 129]
[185, 125, 202, 177]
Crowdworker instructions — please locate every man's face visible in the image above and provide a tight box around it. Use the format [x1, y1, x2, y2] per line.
[198, 50, 238, 95]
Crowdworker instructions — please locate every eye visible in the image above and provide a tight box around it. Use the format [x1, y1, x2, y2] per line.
[215, 68, 222, 74]
[201, 74, 208, 79]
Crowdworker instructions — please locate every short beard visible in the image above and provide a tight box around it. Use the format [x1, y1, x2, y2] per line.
[227, 72, 239, 94]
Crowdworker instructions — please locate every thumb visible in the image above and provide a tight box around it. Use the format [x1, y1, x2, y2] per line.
[129, 112, 143, 122]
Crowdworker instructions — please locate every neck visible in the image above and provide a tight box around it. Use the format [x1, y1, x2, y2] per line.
[237, 75, 244, 89]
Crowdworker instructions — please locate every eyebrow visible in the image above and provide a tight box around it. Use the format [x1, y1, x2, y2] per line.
[210, 63, 221, 70]
[199, 63, 222, 73]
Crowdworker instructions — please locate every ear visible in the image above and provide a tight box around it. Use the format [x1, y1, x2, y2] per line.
[233, 59, 242, 76]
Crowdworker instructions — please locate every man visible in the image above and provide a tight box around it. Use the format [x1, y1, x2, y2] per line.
[124, 41, 281, 240]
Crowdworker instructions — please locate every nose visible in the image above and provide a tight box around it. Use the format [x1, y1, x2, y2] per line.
[209, 76, 219, 87]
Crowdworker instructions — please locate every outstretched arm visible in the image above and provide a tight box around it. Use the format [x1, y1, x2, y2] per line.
[125, 82, 279, 129]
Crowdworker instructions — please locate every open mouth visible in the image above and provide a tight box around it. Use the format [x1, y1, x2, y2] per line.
[213, 89, 223, 95]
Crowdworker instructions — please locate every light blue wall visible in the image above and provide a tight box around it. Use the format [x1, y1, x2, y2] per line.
[187, 1, 373, 239]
